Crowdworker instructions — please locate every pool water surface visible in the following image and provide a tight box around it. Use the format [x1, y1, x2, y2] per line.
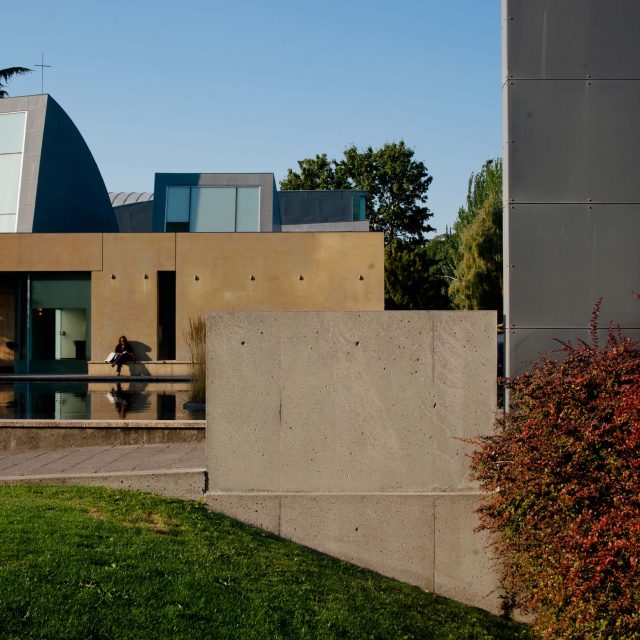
[0, 382, 204, 421]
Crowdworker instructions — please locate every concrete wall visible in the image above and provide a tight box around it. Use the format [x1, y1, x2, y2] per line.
[0, 232, 383, 363]
[282, 221, 370, 233]
[205, 311, 500, 612]
[504, 0, 640, 375]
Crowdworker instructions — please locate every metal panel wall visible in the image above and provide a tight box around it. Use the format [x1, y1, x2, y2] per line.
[504, 0, 640, 376]
[507, 0, 640, 80]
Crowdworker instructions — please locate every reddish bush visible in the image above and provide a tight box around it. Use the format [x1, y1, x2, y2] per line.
[471, 318, 640, 639]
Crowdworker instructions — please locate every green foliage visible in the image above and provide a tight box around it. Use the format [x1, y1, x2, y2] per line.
[281, 141, 435, 246]
[449, 191, 503, 315]
[184, 316, 206, 404]
[449, 158, 503, 314]
[471, 315, 640, 639]
[0, 485, 535, 639]
[279, 153, 350, 191]
[0, 66, 31, 98]
[455, 158, 503, 236]
[424, 229, 459, 287]
[384, 241, 451, 310]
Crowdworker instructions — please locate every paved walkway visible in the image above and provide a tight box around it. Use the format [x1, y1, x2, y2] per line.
[0, 442, 206, 480]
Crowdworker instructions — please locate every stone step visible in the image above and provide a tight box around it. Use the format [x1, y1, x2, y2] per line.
[88, 361, 193, 377]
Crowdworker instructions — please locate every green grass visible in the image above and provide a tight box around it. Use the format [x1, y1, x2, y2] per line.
[0, 485, 535, 640]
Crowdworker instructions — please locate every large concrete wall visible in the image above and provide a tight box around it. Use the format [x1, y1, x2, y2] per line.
[0, 232, 383, 363]
[205, 311, 500, 612]
[504, 0, 640, 375]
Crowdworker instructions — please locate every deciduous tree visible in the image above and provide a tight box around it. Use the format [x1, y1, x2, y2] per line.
[448, 158, 503, 315]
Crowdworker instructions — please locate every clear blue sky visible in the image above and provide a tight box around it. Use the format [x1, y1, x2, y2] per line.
[5, 0, 502, 233]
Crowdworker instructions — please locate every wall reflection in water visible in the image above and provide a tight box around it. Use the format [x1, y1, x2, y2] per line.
[0, 382, 203, 420]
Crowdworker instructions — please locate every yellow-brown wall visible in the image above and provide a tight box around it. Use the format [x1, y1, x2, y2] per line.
[0, 232, 384, 363]
[0, 234, 102, 271]
[92, 234, 175, 361]
[174, 233, 383, 359]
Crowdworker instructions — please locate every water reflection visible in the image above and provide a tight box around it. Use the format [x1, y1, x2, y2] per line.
[0, 381, 204, 421]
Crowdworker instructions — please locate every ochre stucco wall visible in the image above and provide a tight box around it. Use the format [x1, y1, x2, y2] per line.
[92, 234, 176, 361]
[0, 233, 383, 363]
[0, 234, 102, 271]
[174, 233, 384, 360]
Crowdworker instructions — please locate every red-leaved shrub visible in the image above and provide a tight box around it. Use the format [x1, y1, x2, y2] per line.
[471, 317, 640, 639]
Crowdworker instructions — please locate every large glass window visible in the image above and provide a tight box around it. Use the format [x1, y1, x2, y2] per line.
[236, 187, 260, 232]
[352, 194, 366, 221]
[191, 187, 236, 231]
[0, 112, 26, 232]
[165, 185, 260, 232]
[165, 186, 190, 223]
[0, 111, 26, 154]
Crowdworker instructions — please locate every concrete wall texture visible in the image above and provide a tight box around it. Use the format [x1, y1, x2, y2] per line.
[0, 232, 383, 363]
[205, 311, 500, 612]
[504, 0, 640, 375]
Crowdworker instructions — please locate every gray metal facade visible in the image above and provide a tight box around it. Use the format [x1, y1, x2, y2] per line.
[278, 190, 367, 226]
[504, 0, 640, 376]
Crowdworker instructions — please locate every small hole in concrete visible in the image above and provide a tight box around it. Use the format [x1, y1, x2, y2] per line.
[355, 341, 360, 346]
[241, 341, 246, 346]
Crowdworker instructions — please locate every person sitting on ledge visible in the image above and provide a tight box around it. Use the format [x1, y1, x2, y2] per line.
[111, 335, 135, 376]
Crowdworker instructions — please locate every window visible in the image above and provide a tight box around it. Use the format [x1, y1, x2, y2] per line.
[165, 186, 260, 232]
[0, 112, 27, 232]
[352, 194, 366, 221]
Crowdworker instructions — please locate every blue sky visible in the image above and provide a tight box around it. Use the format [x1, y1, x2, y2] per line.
[4, 1, 502, 233]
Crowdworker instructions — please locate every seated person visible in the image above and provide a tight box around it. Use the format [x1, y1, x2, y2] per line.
[111, 335, 135, 376]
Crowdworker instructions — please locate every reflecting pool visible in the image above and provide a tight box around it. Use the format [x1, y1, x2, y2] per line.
[0, 381, 204, 421]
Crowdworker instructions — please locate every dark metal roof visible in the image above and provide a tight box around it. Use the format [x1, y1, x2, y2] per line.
[109, 192, 154, 207]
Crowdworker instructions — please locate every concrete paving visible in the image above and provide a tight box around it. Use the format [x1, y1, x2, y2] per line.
[0, 442, 207, 500]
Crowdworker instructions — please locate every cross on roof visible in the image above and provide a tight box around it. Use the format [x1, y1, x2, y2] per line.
[34, 53, 52, 94]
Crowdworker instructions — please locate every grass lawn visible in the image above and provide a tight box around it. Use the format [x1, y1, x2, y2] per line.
[0, 485, 535, 639]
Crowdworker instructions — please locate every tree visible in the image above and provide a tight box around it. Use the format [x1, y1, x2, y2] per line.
[0, 67, 31, 98]
[384, 241, 451, 310]
[449, 190, 503, 315]
[448, 158, 503, 315]
[455, 158, 502, 235]
[279, 153, 350, 191]
[281, 141, 434, 245]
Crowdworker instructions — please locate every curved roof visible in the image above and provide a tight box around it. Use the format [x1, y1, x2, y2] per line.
[109, 192, 154, 207]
